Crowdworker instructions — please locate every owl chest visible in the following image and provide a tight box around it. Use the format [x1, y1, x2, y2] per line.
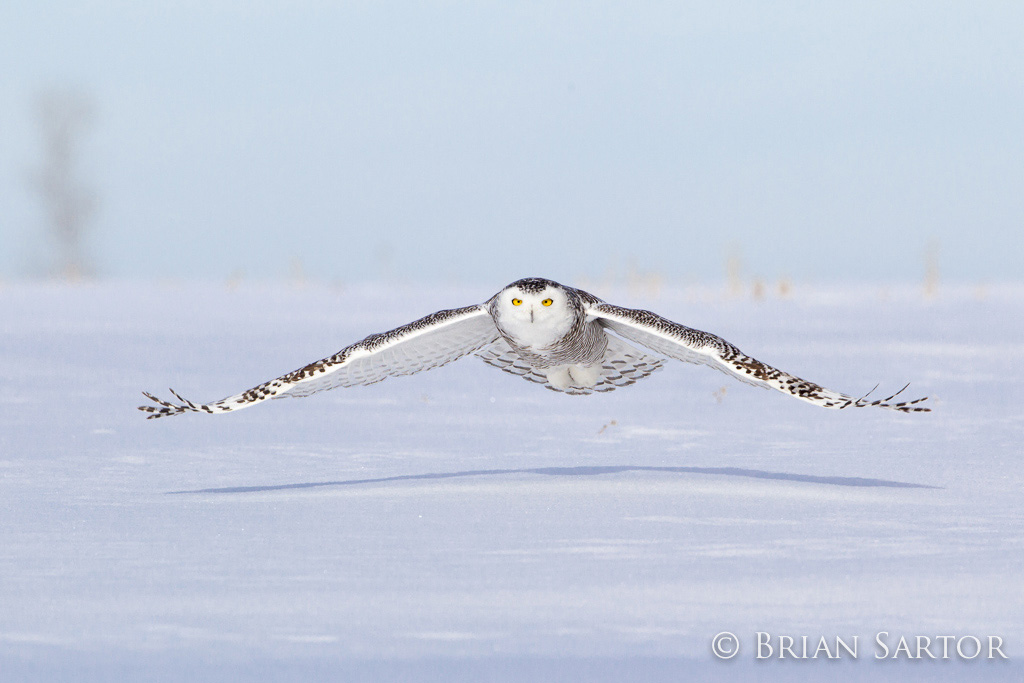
[500, 320, 606, 369]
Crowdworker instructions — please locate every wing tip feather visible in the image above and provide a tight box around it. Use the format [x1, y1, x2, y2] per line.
[137, 388, 199, 419]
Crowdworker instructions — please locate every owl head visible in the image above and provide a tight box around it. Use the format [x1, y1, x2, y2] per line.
[491, 278, 577, 346]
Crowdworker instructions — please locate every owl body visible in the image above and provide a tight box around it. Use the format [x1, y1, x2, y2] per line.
[489, 278, 609, 390]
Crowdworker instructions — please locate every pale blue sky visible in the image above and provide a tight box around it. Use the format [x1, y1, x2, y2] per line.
[2, 1, 1022, 284]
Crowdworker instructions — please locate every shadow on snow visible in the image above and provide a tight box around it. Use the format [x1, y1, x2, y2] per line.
[169, 465, 939, 495]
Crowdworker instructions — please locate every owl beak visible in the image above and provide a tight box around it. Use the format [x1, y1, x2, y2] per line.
[529, 307, 534, 323]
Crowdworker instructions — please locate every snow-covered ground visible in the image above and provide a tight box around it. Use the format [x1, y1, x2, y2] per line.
[1, 281, 1021, 682]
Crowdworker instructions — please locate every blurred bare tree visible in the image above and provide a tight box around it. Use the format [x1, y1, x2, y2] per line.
[32, 89, 97, 280]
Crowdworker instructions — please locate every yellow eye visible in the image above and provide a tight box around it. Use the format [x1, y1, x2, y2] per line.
[542, 298, 553, 306]
[512, 298, 522, 306]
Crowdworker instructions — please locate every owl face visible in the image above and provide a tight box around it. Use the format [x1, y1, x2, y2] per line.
[492, 280, 575, 348]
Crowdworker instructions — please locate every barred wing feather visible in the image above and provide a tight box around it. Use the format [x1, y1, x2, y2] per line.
[139, 305, 498, 418]
[590, 303, 929, 413]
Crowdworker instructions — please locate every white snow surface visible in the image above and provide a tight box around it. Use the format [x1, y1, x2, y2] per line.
[0, 281, 1021, 682]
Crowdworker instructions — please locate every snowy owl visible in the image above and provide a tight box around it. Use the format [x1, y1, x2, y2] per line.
[139, 277, 929, 418]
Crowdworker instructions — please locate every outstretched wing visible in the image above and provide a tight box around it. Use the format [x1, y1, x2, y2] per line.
[589, 303, 929, 413]
[140, 304, 499, 419]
